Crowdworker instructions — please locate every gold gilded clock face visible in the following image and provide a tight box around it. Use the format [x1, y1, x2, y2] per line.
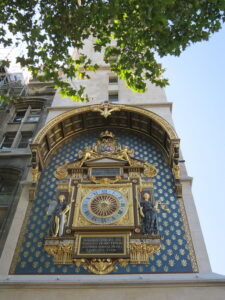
[89, 193, 119, 217]
[81, 188, 127, 224]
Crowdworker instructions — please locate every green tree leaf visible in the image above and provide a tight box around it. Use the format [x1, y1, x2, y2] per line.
[0, 0, 224, 102]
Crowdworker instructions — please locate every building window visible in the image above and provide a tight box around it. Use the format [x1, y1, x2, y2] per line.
[109, 76, 118, 84]
[0, 173, 18, 201]
[13, 109, 41, 123]
[108, 92, 119, 102]
[0, 133, 16, 149]
[9, 73, 22, 82]
[0, 132, 32, 149]
[26, 109, 41, 122]
[13, 110, 26, 123]
[0, 169, 21, 245]
[18, 132, 33, 148]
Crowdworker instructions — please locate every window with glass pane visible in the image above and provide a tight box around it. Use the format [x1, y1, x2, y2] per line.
[0, 169, 21, 237]
[27, 109, 41, 122]
[13, 111, 26, 123]
[109, 76, 118, 83]
[108, 92, 119, 102]
[0, 133, 16, 149]
[18, 132, 33, 148]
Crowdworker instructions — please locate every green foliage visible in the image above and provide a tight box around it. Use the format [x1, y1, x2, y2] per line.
[0, 0, 224, 102]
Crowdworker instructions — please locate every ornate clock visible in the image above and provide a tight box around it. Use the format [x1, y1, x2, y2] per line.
[81, 188, 127, 225]
[45, 131, 163, 275]
[72, 183, 134, 228]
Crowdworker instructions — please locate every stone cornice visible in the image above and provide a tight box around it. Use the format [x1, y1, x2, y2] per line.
[0, 273, 225, 289]
[47, 102, 173, 112]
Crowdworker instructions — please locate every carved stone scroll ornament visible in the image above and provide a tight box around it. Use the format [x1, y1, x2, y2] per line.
[92, 102, 121, 118]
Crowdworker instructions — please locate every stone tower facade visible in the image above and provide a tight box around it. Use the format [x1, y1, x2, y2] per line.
[0, 38, 224, 299]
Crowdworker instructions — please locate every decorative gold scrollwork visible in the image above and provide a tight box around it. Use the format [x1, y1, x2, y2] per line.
[74, 258, 121, 275]
[143, 162, 158, 178]
[76, 258, 116, 275]
[90, 176, 121, 184]
[88, 258, 116, 274]
[129, 241, 161, 264]
[54, 165, 68, 179]
[118, 259, 129, 267]
[44, 244, 73, 264]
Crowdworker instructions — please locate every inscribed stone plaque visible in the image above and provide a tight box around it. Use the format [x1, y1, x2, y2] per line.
[79, 236, 124, 255]
[91, 168, 120, 177]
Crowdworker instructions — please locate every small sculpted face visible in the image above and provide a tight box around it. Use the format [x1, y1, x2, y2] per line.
[58, 195, 66, 202]
[143, 193, 151, 201]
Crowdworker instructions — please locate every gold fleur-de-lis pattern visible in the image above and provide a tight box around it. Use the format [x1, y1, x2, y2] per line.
[12, 129, 194, 274]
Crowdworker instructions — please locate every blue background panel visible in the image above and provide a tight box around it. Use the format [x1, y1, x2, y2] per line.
[14, 129, 193, 274]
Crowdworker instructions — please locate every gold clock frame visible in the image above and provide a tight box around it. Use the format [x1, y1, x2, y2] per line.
[72, 183, 134, 229]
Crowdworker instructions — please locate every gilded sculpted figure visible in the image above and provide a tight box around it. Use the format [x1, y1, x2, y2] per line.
[117, 146, 134, 165]
[173, 163, 180, 180]
[79, 146, 96, 166]
[50, 194, 71, 237]
[76, 132, 135, 166]
[140, 192, 159, 235]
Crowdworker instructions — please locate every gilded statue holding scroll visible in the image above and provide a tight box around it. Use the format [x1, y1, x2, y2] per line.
[49, 194, 71, 237]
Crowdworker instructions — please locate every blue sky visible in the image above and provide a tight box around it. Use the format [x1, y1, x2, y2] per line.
[161, 25, 225, 275]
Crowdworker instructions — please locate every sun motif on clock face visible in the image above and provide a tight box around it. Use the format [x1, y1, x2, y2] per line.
[81, 189, 127, 224]
[90, 194, 119, 217]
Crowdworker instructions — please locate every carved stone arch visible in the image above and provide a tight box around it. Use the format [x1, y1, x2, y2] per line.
[30, 104, 180, 184]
